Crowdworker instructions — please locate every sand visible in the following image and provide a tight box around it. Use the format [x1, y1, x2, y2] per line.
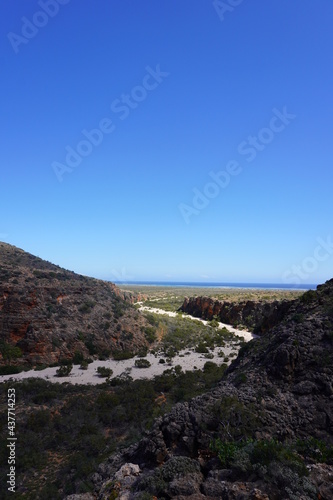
[0, 308, 253, 386]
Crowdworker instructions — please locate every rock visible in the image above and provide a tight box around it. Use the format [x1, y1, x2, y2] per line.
[114, 463, 140, 480]
[168, 472, 202, 496]
[179, 296, 293, 333]
[93, 279, 333, 499]
[0, 242, 150, 367]
[65, 494, 95, 500]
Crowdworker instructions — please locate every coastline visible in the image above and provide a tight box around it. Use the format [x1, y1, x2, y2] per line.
[115, 281, 316, 291]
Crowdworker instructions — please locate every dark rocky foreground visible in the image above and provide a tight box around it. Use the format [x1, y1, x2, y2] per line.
[179, 295, 295, 334]
[81, 280, 333, 500]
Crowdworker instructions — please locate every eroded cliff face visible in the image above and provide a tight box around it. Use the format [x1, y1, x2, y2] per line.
[92, 280, 333, 500]
[0, 242, 148, 366]
[180, 295, 294, 333]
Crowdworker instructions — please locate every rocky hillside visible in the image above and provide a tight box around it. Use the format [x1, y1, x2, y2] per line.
[180, 295, 295, 333]
[91, 280, 333, 500]
[0, 242, 149, 367]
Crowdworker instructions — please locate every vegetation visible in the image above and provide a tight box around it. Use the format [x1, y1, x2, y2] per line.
[210, 437, 319, 499]
[56, 364, 73, 377]
[0, 341, 23, 363]
[122, 284, 303, 312]
[0, 362, 229, 498]
[96, 366, 113, 378]
[135, 359, 151, 368]
[142, 311, 239, 356]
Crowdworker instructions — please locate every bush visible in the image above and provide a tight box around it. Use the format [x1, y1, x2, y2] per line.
[0, 341, 23, 362]
[0, 365, 22, 375]
[195, 343, 209, 353]
[300, 289, 317, 304]
[96, 366, 113, 378]
[56, 364, 73, 377]
[203, 361, 218, 372]
[135, 359, 151, 368]
[112, 350, 135, 360]
[144, 326, 157, 343]
[73, 350, 84, 365]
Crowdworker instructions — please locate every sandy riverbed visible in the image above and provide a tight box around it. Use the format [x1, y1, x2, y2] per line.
[0, 309, 254, 386]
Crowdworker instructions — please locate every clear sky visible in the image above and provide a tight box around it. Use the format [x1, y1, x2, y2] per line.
[1, 0, 332, 285]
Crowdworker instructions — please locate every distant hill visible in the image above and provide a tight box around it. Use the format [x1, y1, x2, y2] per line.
[0, 242, 149, 367]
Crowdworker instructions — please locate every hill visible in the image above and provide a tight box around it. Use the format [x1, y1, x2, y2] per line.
[0, 242, 149, 367]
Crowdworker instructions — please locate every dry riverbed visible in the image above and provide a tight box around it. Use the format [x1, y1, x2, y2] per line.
[0, 307, 253, 386]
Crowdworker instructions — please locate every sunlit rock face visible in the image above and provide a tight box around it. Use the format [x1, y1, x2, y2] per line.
[0, 242, 149, 366]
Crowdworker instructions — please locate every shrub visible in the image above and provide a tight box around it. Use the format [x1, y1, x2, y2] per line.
[96, 366, 113, 378]
[144, 326, 157, 343]
[0, 365, 22, 375]
[109, 373, 133, 386]
[300, 289, 317, 304]
[203, 361, 218, 372]
[112, 350, 134, 360]
[56, 364, 73, 377]
[195, 343, 209, 353]
[0, 341, 23, 362]
[73, 350, 84, 365]
[78, 300, 95, 314]
[296, 437, 333, 464]
[135, 359, 151, 368]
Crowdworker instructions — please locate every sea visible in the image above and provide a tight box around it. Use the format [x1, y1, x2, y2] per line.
[113, 281, 317, 291]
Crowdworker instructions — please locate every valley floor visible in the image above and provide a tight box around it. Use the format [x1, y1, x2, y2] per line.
[0, 307, 253, 385]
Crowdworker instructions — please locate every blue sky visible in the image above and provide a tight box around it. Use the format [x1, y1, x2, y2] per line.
[1, 0, 332, 285]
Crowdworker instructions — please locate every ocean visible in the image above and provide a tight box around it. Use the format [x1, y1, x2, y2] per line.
[113, 281, 317, 290]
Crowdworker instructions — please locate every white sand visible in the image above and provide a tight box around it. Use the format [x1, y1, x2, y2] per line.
[138, 305, 254, 342]
[0, 309, 253, 386]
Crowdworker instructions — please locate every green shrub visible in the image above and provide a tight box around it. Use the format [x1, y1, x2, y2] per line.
[203, 361, 218, 372]
[296, 437, 333, 464]
[210, 438, 241, 467]
[96, 366, 113, 378]
[135, 359, 151, 368]
[73, 350, 84, 365]
[0, 365, 22, 375]
[195, 343, 209, 353]
[0, 341, 23, 361]
[144, 326, 157, 343]
[112, 350, 134, 360]
[56, 364, 73, 377]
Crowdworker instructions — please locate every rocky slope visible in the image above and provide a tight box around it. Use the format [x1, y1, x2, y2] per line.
[90, 280, 333, 500]
[0, 242, 149, 367]
[179, 295, 295, 333]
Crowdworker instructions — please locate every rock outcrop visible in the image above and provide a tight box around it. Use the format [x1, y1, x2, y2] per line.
[92, 280, 333, 500]
[179, 295, 294, 333]
[0, 242, 149, 367]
